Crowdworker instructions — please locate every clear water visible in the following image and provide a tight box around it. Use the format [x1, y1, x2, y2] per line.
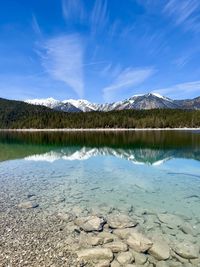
[0, 130, 200, 219]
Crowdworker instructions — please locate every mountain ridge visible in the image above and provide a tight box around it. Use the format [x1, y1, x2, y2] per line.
[25, 93, 200, 112]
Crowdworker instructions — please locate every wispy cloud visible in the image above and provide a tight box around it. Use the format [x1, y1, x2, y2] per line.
[173, 55, 191, 69]
[90, 0, 109, 34]
[163, 0, 200, 32]
[62, 0, 85, 21]
[153, 80, 200, 99]
[103, 67, 155, 102]
[32, 15, 42, 36]
[38, 34, 84, 98]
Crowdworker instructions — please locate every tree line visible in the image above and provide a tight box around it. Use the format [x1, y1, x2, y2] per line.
[0, 98, 200, 129]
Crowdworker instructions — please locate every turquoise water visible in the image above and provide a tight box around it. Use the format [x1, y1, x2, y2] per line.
[0, 130, 200, 219]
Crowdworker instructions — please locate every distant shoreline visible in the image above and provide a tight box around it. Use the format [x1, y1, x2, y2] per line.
[0, 128, 200, 132]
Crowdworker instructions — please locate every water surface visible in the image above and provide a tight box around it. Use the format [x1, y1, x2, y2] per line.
[0, 130, 200, 266]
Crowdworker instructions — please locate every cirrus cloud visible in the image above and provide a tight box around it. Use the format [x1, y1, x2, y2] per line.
[103, 67, 155, 102]
[153, 80, 200, 99]
[38, 34, 84, 98]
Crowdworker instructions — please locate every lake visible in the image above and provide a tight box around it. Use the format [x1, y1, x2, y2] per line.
[0, 130, 200, 267]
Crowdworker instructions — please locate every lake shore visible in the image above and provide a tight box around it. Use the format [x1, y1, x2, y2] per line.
[1, 127, 200, 132]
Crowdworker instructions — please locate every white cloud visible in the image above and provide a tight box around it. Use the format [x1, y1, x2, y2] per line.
[90, 0, 109, 34]
[103, 67, 155, 102]
[100, 63, 121, 78]
[38, 35, 84, 98]
[173, 55, 191, 69]
[153, 80, 200, 99]
[32, 15, 42, 36]
[62, 0, 85, 21]
[163, 0, 200, 32]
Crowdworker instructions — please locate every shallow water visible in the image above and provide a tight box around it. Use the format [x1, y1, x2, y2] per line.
[0, 130, 200, 266]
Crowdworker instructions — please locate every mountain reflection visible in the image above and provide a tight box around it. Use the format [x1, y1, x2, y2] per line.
[0, 130, 200, 164]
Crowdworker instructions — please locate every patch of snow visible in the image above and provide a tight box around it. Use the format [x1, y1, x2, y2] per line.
[25, 98, 60, 108]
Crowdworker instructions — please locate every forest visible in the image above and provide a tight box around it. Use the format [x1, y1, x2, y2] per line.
[0, 97, 200, 129]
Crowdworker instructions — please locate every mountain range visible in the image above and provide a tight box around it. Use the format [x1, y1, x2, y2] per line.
[25, 93, 200, 112]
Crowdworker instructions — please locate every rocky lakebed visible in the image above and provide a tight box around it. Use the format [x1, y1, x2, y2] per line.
[1, 196, 200, 267]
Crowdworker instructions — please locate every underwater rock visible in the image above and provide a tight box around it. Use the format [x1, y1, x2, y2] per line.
[107, 214, 137, 229]
[173, 241, 199, 259]
[148, 237, 170, 260]
[104, 241, 128, 252]
[18, 201, 39, 209]
[127, 232, 153, 252]
[111, 260, 121, 267]
[157, 214, 184, 229]
[75, 215, 106, 232]
[57, 212, 76, 222]
[131, 250, 147, 264]
[97, 232, 115, 244]
[156, 261, 169, 267]
[77, 248, 113, 261]
[116, 251, 134, 265]
[86, 235, 104, 246]
[96, 260, 111, 267]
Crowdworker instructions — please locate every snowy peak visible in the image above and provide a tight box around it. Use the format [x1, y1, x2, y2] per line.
[25, 93, 200, 112]
[25, 98, 81, 112]
[123, 93, 177, 110]
[63, 99, 99, 112]
[26, 97, 60, 109]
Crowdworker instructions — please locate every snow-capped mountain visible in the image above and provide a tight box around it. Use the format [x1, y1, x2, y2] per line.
[25, 93, 200, 112]
[26, 97, 60, 109]
[63, 99, 99, 112]
[26, 97, 81, 112]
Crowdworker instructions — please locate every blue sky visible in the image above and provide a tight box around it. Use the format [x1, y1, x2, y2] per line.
[1, 0, 200, 103]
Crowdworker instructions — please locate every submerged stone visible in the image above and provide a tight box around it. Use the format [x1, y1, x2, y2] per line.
[98, 232, 115, 244]
[86, 235, 104, 246]
[113, 228, 137, 239]
[157, 214, 184, 229]
[57, 212, 75, 222]
[18, 201, 39, 209]
[107, 214, 137, 229]
[148, 237, 170, 260]
[179, 222, 197, 236]
[111, 260, 121, 267]
[104, 241, 128, 252]
[131, 250, 147, 265]
[156, 261, 169, 267]
[77, 248, 113, 261]
[27, 193, 36, 198]
[75, 215, 106, 232]
[173, 242, 199, 259]
[117, 251, 134, 265]
[127, 232, 153, 252]
[96, 260, 111, 267]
